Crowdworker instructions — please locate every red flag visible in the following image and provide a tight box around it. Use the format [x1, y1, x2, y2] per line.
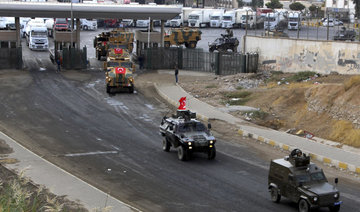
[178, 97, 186, 110]
[103, 41, 107, 45]
[115, 67, 126, 74]
[114, 48, 123, 54]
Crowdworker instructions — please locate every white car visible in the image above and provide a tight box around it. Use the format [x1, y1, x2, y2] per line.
[322, 18, 343, 27]
[80, 19, 97, 30]
[136, 19, 150, 28]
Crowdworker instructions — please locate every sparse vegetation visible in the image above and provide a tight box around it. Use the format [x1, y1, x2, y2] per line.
[330, 120, 360, 147]
[242, 110, 268, 120]
[205, 84, 218, 89]
[286, 71, 318, 82]
[224, 91, 252, 99]
[224, 91, 252, 105]
[344, 75, 360, 91]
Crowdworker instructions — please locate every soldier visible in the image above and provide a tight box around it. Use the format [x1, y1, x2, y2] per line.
[226, 28, 233, 37]
[174, 63, 179, 84]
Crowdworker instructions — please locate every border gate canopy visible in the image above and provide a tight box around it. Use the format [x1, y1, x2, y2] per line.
[0, 2, 181, 20]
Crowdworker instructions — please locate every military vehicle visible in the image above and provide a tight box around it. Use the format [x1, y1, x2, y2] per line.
[164, 28, 202, 49]
[333, 27, 356, 41]
[159, 110, 216, 161]
[105, 48, 135, 93]
[268, 149, 342, 212]
[208, 36, 239, 52]
[94, 28, 134, 60]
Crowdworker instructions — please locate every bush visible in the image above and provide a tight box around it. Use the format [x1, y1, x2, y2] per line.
[289, 2, 305, 11]
[287, 71, 318, 82]
[224, 91, 252, 99]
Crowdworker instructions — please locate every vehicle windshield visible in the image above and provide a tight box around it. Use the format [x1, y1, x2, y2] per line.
[189, 15, 199, 20]
[31, 31, 47, 36]
[56, 19, 67, 24]
[177, 122, 206, 133]
[289, 18, 298, 22]
[211, 16, 220, 20]
[223, 16, 232, 21]
[295, 172, 326, 184]
[265, 17, 276, 22]
[241, 15, 250, 20]
[119, 62, 132, 68]
[107, 62, 119, 67]
[173, 15, 181, 19]
[310, 172, 326, 181]
[108, 44, 127, 49]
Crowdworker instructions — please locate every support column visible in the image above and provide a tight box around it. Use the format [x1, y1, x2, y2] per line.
[15, 17, 20, 48]
[76, 18, 80, 49]
[150, 19, 153, 32]
[160, 20, 164, 47]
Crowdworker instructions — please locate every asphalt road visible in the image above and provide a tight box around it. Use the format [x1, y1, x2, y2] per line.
[0, 32, 359, 212]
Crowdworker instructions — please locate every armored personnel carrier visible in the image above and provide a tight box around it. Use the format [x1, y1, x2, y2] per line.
[159, 110, 216, 161]
[268, 149, 342, 212]
[333, 27, 356, 41]
[105, 48, 135, 93]
[164, 28, 202, 49]
[94, 28, 134, 60]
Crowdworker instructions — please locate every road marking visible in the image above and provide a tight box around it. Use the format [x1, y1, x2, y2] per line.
[65, 151, 118, 157]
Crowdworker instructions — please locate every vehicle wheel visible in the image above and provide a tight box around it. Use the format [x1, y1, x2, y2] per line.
[164, 42, 170, 48]
[106, 85, 111, 94]
[208, 146, 216, 160]
[128, 86, 134, 93]
[209, 47, 214, 52]
[185, 43, 189, 48]
[298, 199, 310, 212]
[162, 137, 170, 152]
[97, 51, 101, 60]
[189, 42, 197, 49]
[329, 205, 340, 212]
[270, 187, 281, 203]
[178, 146, 187, 161]
[83, 25, 88, 30]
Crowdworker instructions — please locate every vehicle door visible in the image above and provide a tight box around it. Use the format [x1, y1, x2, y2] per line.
[166, 123, 177, 147]
[286, 174, 299, 202]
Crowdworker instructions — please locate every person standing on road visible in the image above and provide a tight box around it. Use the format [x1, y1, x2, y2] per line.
[175, 64, 179, 84]
[56, 58, 61, 72]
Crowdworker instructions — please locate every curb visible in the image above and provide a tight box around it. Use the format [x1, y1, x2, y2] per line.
[238, 128, 360, 175]
[154, 82, 360, 175]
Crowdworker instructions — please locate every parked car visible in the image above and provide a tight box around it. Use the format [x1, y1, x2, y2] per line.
[80, 19, 97, 30]
[322, 18, 343, 27]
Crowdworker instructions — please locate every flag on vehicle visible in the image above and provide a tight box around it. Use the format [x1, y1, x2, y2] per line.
[178, 97, 186, 110]
[114, 48, 123, 54]
[115, 67, 126, 74]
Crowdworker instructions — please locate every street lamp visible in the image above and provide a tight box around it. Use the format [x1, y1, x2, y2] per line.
[316, 6, 319, 40]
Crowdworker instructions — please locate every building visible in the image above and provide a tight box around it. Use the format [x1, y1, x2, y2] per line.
[325, 0, 355, 22]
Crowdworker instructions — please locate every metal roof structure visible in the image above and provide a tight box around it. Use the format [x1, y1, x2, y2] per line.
[0, 2, 181, 20]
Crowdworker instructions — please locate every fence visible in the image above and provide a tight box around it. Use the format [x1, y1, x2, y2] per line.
[143, 47, 258, 75]
[0, 47, 22, 69]
[62, 47, 87, 70]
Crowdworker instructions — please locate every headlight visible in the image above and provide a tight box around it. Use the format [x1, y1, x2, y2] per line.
[334, 193, 339, 199]
[209, 140, 213, 144]
[313, 197, 318, 202]
[188, 142, 192, 146]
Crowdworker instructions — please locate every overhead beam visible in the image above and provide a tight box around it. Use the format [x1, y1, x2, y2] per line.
[0, 2, 181, 20]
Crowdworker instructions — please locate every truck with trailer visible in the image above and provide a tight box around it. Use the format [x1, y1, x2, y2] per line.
[25, 21, 49, 50]
[288, 12, 301, 30]
[221, 10, 236, 28]
[210, 10, 224, 28]
[188, 9, 214, 28]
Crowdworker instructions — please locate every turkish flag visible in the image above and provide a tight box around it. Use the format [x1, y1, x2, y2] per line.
[178, 97, 186, 110]
[114, 48, 123, 54]
[115, 67, 126, 74]
[103, 41, 107, 45]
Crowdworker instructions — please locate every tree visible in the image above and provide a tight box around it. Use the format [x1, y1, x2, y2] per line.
[289, 2, 305, 11]
[265, 0, 283, 9]
[251, 0, 264, 8]
[354, 0, 360, 18]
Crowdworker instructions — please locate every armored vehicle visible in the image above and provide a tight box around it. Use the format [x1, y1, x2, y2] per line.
[208, 36, 239, 52]
[105, 48, 134, 93]
[268, 149, 342, 212]
[159, 110, 216, 161]
[94, 28, 134, 60]
[164, 28, 202, 49]
[333, 27, 356, 41]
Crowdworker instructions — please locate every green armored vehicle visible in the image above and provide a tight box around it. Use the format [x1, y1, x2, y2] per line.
[164, 27, 201, 49]
[268, 149, 342, 212]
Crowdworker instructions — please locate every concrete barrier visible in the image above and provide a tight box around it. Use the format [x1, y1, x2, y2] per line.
[245, 35, 360, 75]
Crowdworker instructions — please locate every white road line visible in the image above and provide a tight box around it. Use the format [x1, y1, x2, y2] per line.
[65, 151, 118, 157]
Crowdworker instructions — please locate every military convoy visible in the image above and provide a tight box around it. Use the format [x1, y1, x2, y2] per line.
[164, 28, 202, 48]
[268, 149, 341, 212]
[159, 110, 216, 161]
[94, 28, 135, 94]
[94, 28, 134, 60]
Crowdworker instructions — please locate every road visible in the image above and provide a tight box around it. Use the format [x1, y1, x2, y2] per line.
[0, 30, 359, 212]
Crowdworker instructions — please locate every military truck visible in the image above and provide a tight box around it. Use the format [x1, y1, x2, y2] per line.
[164, 28, 202, 49]
[94, 28, 134, 60]
[159, 110, 216, 161]
[208, 31, 239, 52]
[105, 48, 135, 93]
[268, 149, 342, 212]
[333, 27, 356, 41]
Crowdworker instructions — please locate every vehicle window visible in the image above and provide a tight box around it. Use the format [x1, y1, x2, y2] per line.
[311, 172, 325, 181]
[211, 16, 220, 20]
[120, 62, 132, 68]
[296, 175, 311, 183]
[56, 19, 67, 24]
[223, 16, 232, 21]
[31, 31, 47, 36]
[107, 62, 119, 67]
[177, 122, 206, 132]
[189, 15, 199, 20]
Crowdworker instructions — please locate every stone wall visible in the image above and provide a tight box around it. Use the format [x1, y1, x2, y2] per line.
[245, 35, 360, 75]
